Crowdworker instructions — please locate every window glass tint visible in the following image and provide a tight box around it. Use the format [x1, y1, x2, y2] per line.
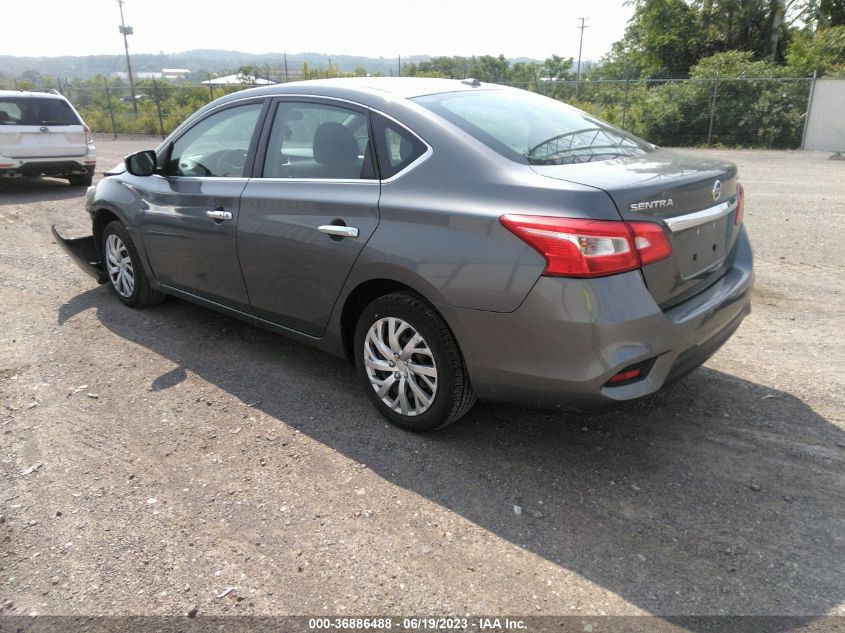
[372, 115, 426, 179]
[0, 97, 80, 126]
[263, 102, 374, 180]
[414, 89, 653, 165]
[168, 103, 262, 177]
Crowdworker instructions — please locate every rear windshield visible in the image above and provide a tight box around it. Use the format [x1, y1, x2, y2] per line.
[0, 97, 81, 126]
[413, 89, 653, 165]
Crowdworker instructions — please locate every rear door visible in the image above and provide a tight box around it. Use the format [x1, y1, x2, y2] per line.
[237, 98, 380, 336]
[0, 95, 87, 158]
[134, 100, 266, 311]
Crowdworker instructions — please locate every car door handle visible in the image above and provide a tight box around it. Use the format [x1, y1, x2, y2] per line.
[206, 210, 233, 221]
[318, 225, 359, 238]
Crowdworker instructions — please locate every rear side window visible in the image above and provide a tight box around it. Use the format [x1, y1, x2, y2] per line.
[371, 114, 427, 179]
[0, 97, 80, 126]
[414, 89, 652, 165]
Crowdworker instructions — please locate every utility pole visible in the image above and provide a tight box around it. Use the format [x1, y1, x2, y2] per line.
[398, 55, 401, 77]
[117, 0, 137, 114]
[576, 16, 589, 98]
[283, 52, 289, 82]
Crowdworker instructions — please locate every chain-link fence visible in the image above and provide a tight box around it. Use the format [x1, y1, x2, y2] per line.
[58, 76, 815, 149]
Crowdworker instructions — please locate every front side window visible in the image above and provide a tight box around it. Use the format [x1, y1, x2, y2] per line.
[168, 103, 262, 177]
[0, 97, 80, 126]
[262, 101, 375, 180]
[414, 89, 653, 165]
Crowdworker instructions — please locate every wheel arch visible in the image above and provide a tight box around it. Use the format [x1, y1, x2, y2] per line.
[339, 277, 460, 364]
[341, 279, 415, 362]
[92, 208, 121, 256]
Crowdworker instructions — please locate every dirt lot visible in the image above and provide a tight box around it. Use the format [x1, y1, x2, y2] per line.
[1, 137, 843, 623]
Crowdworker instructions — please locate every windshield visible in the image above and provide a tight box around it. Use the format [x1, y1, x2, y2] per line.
[0, 97, 81, 126]
[414, 89, 654, 165]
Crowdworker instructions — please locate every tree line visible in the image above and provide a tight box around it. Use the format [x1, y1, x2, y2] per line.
[401, 1, 845, 82]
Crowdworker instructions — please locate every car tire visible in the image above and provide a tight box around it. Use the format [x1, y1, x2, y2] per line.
[101, 221, 165, 308]
[68, 173, 93, 187]
[354, 292, 476, 432]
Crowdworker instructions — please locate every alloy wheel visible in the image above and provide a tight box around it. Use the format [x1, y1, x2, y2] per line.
[363, 317, 438, 416]
[104, 233, 135, 298]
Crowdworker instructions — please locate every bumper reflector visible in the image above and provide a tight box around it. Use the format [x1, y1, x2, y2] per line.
[604, 358, 657, 388]
[609, 368, 642, 384]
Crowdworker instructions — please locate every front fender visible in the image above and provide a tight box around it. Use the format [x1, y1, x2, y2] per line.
[86, 175, 162, 291]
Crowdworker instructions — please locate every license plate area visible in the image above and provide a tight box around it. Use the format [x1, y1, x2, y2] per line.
[674, 216, 730, 278]
[24, 132, 72, 145]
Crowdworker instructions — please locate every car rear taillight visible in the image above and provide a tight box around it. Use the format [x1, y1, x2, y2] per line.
[735, 182, 744, 226]
[83, 124, 94, 145]
[628, 221, 673, 266]
[499, 215, 672, 278]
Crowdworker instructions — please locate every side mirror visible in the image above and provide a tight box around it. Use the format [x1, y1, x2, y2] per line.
[125, 150, 157, 177]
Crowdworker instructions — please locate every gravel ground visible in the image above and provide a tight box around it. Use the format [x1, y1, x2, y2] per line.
[1, 137, 843, 622]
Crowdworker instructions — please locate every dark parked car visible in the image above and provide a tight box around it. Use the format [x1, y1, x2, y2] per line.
[53, 78, 753, 431]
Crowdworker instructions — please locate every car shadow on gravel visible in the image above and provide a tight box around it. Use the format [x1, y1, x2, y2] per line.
[60, 288, 845, 629]
[0, 178, 87, 203]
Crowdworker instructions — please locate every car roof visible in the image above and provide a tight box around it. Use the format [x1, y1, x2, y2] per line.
[213, 77, 508, 109]
[0, 90, 68, 100]
[280, 77, 495, 98]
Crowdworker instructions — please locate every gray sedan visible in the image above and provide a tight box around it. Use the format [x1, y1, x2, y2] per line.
[53, 78, 753, 431]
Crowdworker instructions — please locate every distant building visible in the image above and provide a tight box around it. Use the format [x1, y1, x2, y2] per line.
[112, 69, 191, 81]
[201, 74, 276, 87]
[161, 68, 191, 80]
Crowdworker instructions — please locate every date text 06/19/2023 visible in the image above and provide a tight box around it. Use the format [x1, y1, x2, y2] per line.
[307, 617, 528, 630]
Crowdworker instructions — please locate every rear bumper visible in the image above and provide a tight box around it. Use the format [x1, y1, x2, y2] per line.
[0, 154, 95, 178]
[445, 227, 754, 409]
[51, 226, 107, 284]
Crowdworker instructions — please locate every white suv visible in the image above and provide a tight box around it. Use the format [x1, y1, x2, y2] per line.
[0, 90, 96, 186]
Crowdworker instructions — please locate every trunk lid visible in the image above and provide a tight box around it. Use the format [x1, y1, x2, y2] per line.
[0, 125, 87, 158]
[532, 148, 741, 307]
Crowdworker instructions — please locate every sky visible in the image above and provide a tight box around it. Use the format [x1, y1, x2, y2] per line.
[0, 0, 634, 62]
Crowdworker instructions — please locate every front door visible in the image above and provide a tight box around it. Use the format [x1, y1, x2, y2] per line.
[238, 99, 380, 336]
[137, 101, 264, 310]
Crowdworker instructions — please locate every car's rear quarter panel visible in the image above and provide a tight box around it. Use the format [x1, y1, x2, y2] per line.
[350, 100, 623, 313]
